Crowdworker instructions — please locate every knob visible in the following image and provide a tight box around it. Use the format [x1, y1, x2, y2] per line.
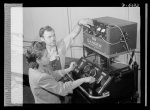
[97, 27, 101, 31]
[101, 29, 106, 33]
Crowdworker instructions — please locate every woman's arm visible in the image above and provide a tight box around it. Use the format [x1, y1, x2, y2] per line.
[38, 74, 95, 96]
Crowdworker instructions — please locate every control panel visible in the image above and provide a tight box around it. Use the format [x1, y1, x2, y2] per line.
[72, 58, 111, 97]
[84, 20, 108, 39]
[83, 17, 137, 58]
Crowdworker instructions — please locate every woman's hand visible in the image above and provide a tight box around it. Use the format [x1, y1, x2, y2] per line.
[69, 62, 77, 71]
[78, 18, 94, 28]
[84, 76, 96, 84]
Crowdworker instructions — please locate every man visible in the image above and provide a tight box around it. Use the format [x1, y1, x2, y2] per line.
[39, 18, 94, 103]
[39, 18, 93, 69]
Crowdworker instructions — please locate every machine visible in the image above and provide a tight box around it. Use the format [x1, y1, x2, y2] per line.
[60, 17, 139, 103]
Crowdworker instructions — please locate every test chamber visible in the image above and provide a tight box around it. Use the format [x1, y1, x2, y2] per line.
[61, 17, 139, 103]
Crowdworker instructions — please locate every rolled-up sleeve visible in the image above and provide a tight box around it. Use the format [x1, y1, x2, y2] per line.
[63, 35, 73, 51]
[38, 74, 73, 96]
[52, 70, 65, 81]
[57, 38, 69, 69]
[58, 34, 74, 56]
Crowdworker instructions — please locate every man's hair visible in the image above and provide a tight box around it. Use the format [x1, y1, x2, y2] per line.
[39, 25, 54, 38]
[25, 41, 46, 69]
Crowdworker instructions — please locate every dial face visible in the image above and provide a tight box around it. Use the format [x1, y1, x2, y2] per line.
[101, 28, 106, 33]
[97, 27, 101, 31]
[89, 69, 97, 77]
[83, 64, 91, 73]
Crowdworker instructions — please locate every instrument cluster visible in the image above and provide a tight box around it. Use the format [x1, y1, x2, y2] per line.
[72, 57, 111, 97]
[84, 20, 108, 39]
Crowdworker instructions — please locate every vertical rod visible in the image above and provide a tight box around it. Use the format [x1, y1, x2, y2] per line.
[67, 7, 73, 58]
[145, 3, 148, 107]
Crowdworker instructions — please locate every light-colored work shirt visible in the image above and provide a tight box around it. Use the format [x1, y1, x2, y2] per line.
[29, 34, 75, 103]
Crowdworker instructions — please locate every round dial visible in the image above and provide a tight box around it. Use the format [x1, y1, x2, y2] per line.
[97, 27, 101, 31]
[83, 64, 91, 73]
[89, 69, 97, 77]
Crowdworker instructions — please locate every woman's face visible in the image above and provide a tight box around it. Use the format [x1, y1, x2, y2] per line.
[38, 49, 50, 66]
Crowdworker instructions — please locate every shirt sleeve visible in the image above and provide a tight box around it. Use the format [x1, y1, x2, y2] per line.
[52, 69, 65, 81]
[38, 74, 73, 96]
[63, 34, 74, 51]
[57, 34, 74, 56]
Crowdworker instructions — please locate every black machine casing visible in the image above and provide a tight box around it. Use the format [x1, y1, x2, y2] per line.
[65, 57, 135, 103]
[83, 16, 137, 58]
[60, 17, 138, 103]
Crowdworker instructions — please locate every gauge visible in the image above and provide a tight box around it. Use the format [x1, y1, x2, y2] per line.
[83, 64, 91, 73]
[89, 68, 97, 77]
[97, 27, 101, 31]
[101, 29, 106, 33]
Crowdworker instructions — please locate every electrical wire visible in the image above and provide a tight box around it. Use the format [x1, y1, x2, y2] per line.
[105, 24, 132, 58]
[98, 24, 136, 65]
[112, 24, 130, 53]
[101, 37, 121, 45]
[85, 23, 136, 63]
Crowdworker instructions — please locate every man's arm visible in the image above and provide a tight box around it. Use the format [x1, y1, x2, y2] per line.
[63, 18, 94, 51]
[70, 18, 94, 40]
[57, 18, 93, 68]
[57, 18, 93, 53]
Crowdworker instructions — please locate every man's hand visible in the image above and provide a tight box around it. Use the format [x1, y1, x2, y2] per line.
[78, 18, 94, 28]
[65, 18, 93, 47]
[69, 62, 77, 71]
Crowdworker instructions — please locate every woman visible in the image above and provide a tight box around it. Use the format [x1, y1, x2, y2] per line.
[25, 41, 95, 103]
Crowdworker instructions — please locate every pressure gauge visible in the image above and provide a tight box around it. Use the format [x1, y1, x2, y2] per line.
[97, 27, 101, 31]
[89, 69, 97, 77]
[101, 29, 106, 33]
[83, 64, 91, 73]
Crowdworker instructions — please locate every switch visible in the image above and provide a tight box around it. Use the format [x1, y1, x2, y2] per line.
[97, 75, 104, 84]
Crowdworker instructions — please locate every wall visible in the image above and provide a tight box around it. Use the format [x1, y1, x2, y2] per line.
[23, 7, 140, 62]
[23, 7, 69, 42]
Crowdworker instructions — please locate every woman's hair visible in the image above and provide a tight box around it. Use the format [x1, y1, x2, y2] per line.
[39, 25, 54, 38]
[25, 41, 46, 69]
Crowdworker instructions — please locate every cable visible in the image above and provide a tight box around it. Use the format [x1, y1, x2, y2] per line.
[101, 37, 121, 45]
[100, 24, 134, 64]
[108, 24, 132, 58]
[113, 24, 130, 53]
[86, 23, 134, 60]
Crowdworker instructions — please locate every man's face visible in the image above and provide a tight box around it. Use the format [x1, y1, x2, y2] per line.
[42, 30, 56, 46]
